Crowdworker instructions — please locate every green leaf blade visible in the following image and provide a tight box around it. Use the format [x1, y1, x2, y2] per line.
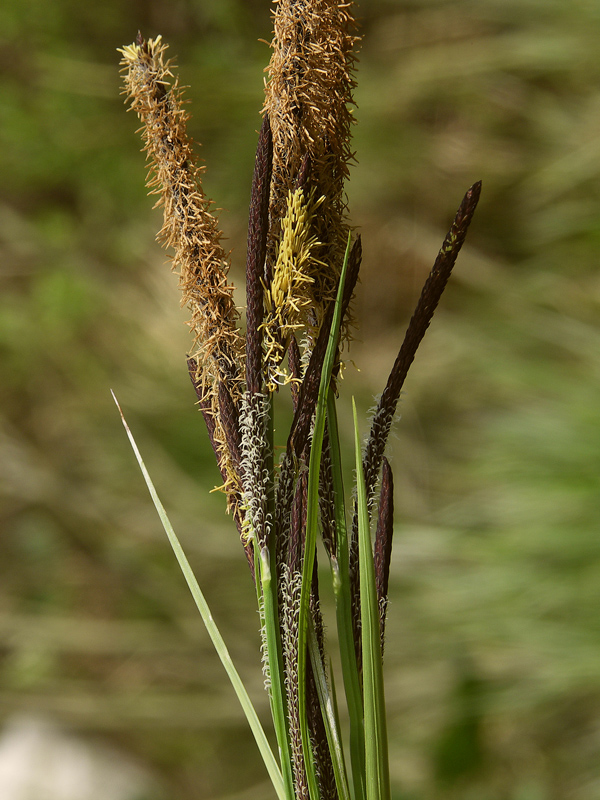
[352, 398, 391, 800]
[112, 391, 286, 800]
[327, 388, 366, 800]
[299, 232, 354, 800]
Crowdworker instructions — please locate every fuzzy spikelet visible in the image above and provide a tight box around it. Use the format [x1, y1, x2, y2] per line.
[280, 565, 308, 800]
[258, 592, 271, 692]
[119, 36, 244, 394]
[263, 186, 324, 389]
[239, 392, 272, 550]
[264, 0, 359, 336]
[121, 36, 245, 510]
[274, 451, 301, 572]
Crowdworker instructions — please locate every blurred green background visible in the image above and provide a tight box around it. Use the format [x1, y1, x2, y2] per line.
[2, 0, 600, 798]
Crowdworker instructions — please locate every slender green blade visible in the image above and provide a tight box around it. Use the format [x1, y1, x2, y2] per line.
[258, 543, 296, 800]
[352, 398, 391, 800]
[112, 391, 285, 800]
[299, 232, 354, 800]
[326, 389, 366, 800]
[307, 619, 351, 800]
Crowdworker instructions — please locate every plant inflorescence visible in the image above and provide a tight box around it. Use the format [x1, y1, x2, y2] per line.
[119, 4, 480, 799]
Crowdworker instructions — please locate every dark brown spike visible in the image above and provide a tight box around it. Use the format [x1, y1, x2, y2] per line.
[294, 153, 311, 191]
[218, 380, 241, 470]
[319, 428, 336, 558]
[287, 298, 335, 458]
[362, 181, 481, 505]
[349, 183, 481, 668]
[288, 336, 302, 412]
[374, 456, 394, 653]
[288, 470, 307, 574]
[279, 563, 308, 800]
[188, 359, 254, 577]
[188, 357, 217, 448]
[342, 234, 362, 317]
[273, 452, 297, 573]
[246, 113, 273, 396]
[348, 527, 362, 668]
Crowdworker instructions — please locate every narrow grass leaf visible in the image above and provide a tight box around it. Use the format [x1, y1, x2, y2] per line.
[326, 388, 366, 800]
[111, 391, 285, 800]
[353, 399, 390, 800]
[258, 544, 296, 800]
[307, 619, 351, 800]
[299, 232, 353, 800]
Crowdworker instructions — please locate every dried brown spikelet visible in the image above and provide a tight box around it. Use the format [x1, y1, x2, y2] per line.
[119, 36, 244, 394]
[120, 35, 245, 503]
[263, 0, 359, 336]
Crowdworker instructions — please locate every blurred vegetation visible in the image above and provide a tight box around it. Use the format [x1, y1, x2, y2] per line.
[1, 0, 600, 798]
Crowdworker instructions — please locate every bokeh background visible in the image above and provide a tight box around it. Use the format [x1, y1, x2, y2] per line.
[2, 1, 600, 798]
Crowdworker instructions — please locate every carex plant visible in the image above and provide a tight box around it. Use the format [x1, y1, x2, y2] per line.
[118, 4, 480, 800]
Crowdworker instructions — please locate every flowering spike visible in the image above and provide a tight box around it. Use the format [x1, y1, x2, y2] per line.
[264, 0, 359, 339]
[374, 457, 394, 654]
[363, 181, 482, 508]
[263, 186, 325, 389]
[246, 114, 273, 396]
[119, 37, 244, 395]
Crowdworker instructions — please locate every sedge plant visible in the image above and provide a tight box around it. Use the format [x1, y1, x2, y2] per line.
[118, 4, 480, 800]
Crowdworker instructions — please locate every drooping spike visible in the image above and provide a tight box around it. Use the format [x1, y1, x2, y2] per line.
[363, 181, 482, 508]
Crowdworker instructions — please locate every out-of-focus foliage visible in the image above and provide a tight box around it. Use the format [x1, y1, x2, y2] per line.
[1, 1, 599, 799]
